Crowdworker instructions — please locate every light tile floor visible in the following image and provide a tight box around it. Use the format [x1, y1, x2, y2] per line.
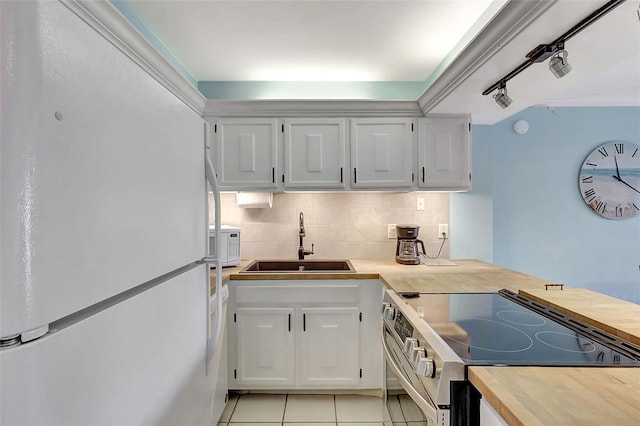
[218, 393, 395, 426]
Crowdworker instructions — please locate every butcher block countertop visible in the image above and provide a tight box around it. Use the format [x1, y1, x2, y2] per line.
[469, 366, 640, 426]
[520, 288, 640, 346]
[221, 258, 551, 294]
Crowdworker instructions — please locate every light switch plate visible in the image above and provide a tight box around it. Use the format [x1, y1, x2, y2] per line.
[417, 197, 425, 211]
[388, 224, 397, 239]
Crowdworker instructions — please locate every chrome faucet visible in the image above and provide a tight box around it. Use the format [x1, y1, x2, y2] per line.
[298, 212, 314, 260]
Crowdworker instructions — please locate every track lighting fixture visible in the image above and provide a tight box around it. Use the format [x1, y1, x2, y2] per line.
[482, 0, 625, 107]
[493, 82, 512, 109]
[549, 42, 572, 78]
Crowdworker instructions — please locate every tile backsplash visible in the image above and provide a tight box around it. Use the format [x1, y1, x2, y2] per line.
[211, 192, 449, 260]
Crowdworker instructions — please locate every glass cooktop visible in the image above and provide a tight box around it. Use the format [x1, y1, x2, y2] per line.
[402, 291, 639, 366]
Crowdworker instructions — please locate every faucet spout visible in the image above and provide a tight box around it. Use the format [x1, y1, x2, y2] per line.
[299, 212, 305, 236]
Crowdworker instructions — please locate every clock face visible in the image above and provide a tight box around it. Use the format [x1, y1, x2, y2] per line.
[579, 141, 640, 219]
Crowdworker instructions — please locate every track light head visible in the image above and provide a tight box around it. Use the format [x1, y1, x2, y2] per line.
[549, 49, 572, 78]
[493, 83, 512, 109]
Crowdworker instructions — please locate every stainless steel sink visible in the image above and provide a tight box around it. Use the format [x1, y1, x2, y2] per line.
[240, 259, 356, 273]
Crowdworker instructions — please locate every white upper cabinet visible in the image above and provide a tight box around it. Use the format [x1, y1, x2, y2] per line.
[284, 118, 346, 189]
[350, 118, 414, 189]
[213, 118, 279, 189]
[417, 116, 471, 191]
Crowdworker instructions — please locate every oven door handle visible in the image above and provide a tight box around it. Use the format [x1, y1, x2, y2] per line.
[381, 324, 439, 422]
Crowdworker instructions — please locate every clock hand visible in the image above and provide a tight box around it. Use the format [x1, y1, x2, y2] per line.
[614, 156, 621, 179]
[612, 175, 640, 194]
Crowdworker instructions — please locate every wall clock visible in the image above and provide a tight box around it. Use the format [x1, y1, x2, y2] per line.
[579, 141, 640, 219]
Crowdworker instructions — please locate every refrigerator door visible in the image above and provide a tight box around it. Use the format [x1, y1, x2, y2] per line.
[1, 0, 206, 338]
[0, 264, 210, 425]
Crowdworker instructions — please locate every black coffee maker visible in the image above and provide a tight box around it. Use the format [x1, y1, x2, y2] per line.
[395, 225, 425, 265]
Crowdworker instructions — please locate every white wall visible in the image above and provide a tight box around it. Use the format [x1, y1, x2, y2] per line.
[452, 106, 640, 303]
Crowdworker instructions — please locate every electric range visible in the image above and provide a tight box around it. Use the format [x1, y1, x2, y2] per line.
[381, 289, 639, 426]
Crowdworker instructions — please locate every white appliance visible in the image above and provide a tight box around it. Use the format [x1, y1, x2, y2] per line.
[0, 1, 225, 424]
[209, 225, 241, 267]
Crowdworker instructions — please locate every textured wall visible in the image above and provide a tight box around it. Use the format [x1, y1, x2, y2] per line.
[211, 192, 450, 261]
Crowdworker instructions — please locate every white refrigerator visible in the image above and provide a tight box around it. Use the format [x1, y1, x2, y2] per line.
[1, 1, 222, 424]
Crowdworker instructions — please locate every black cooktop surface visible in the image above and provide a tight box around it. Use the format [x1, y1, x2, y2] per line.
[405, 292, 639, 366]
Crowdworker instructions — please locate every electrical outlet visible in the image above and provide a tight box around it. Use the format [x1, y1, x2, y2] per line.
[387, 224, 397, 239]
[416, 197, 425, 211]
[438, 224, 449, 239]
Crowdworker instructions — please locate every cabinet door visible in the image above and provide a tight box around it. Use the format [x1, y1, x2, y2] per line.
[284, 118, 346, 189]
[215, 118, 279, 189]
[234, 307, 295, 386]
[298, 307, 360, 386]
[417, 117, 471, 190]
[350, 118, 414, 189]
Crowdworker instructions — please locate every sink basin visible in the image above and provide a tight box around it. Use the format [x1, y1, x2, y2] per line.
[240, 259, 356, 273]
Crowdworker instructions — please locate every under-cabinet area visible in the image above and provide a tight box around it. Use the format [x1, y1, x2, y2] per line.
[206, 116, 471, 192]
[227, 279, 383, 390]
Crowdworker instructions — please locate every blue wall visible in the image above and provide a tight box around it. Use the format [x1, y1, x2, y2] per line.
[452, 106, 640, 303]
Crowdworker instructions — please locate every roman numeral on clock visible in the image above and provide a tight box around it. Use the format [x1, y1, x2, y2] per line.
[615, 143, 624, 154]
[584, 188, 596, 202]
[582, 176, 593, 184]
[595, 201, 606, 213]
[598, 147, 608, 158]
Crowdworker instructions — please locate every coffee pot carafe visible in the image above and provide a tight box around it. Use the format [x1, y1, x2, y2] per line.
[395, 225, 425, 265]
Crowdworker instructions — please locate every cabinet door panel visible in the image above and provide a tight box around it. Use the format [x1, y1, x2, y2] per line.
[351, 118, 413, 188]
[418, 117, 471, 190]
[299, 307, 360, 386]
[284, 118, 346, 189]
[235, 307, 294, 385]
[216, 118, 278, 189]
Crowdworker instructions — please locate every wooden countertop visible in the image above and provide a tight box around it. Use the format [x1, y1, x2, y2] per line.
[520, 288, 640, 346]
[218, 258, 552, 294]
[469, 366, 640, 426]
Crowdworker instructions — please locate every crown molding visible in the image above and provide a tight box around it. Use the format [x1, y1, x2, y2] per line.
[202, 99, 423, 117]
[60, 0, 206, 115]
[417, 0, 556, 115]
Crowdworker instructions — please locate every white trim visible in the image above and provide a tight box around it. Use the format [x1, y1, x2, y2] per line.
[60, 0, 206, 115]
[417, 0, 557, 114]
[202, 100, 423, 117]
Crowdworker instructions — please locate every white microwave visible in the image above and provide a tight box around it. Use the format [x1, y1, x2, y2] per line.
[209, 225, 241, 267]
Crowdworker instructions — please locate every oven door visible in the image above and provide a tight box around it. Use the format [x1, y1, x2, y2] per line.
[382, 324, 442, 426]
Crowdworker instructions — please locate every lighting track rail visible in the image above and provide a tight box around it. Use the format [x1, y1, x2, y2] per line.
[482, 0, 627, 104]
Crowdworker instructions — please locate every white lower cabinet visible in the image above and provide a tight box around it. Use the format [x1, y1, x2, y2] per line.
[227, 280, 382, 390]
[299, 307, 360, 386]
[479, 398, 508, 426]
[234, 307, 295, 386]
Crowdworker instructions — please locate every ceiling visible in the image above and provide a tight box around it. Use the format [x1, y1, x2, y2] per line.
[118, 0, 640, 124]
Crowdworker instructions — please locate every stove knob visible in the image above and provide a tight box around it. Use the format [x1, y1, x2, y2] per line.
[416, 357, 436, 378]
[411, 347, 427, 365]
[404, 338, 418, 355]
[383, 306, 396, 321]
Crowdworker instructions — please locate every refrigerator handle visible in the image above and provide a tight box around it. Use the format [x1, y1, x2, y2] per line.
[204, 122, 223, 366]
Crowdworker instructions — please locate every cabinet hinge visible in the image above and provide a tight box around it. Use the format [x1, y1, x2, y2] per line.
[234, 369, 237, 379]
[359, 312, 362, 322]
[359, 368, 363, 378]
[233, 313, 236, 323]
